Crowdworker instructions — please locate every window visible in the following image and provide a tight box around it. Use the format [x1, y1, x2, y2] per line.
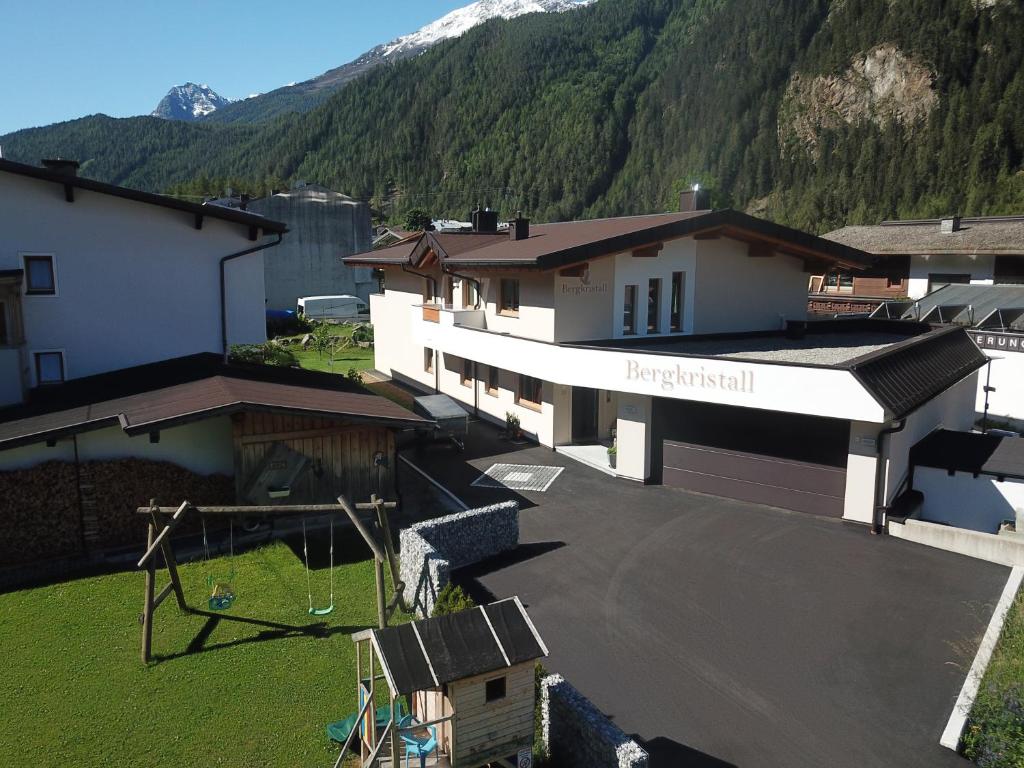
[825, 273, 854, 289]
[34, 351, 64, 384]
[461, 358, 473, 387]
[443, 276, 454, 308]
[622, 284, 637, 335]
[24, 255, 56, 295]
[485, 676, 507, 703]
[499, 279, 520, 315]
[517, 374, 543, 409]
[424, 348, 434, 373]
[462, 279, 477, 308]
[486, 365, 500, 395]
[0, 302, 7, 346]
[422, 277, 433, 303]
[928, 273, 970, 293]
[670, 272, 685, 332]
[647, 278, 662, 333]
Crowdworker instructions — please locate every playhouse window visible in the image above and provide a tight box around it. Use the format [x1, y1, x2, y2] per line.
[485, 676, 507, 702]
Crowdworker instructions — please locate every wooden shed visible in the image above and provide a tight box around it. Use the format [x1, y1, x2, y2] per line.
[346, 597, 548, 768]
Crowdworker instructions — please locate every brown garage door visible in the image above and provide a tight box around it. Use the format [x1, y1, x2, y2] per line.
[662, 440, 847, 517]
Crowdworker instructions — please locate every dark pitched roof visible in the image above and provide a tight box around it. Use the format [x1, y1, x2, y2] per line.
[0, 353, 427, 451]
[848, 326, 988, 418]
[824, 215, 1024, 256]
[912, 429, 1024, 480]
[871, 284, 1024, 329]
[0, 159, 287, 235]
[368, 598, 547, 695]
[345, 210, 871, 271]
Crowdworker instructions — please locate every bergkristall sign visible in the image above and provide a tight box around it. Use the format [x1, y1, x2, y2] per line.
[626, 359, 754, 393]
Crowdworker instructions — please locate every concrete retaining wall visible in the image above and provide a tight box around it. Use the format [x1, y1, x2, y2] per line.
[889, 518, 1024, 567]
[399, 501, 518, 617]
[540, 674, 649, 768]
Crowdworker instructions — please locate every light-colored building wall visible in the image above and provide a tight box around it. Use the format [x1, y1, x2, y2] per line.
[0, 172, 267, 386]
[692, 239, 809, 333]
[478, 272, 556, 342]
[611, 239, 696, 338]
[0, 417, 234, 475]
[915, 466, 1024, 534]
[615, 393, 653, 481]
[976, 347, 1024, 430]
[907, 253, 995, 299]
[554, 256, 616, 341]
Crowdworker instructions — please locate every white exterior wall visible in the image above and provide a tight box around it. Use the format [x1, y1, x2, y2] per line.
[0, 172, 268, 386]
[555, 256, 616, 341]
[844, 421, 882, 524]
[616, 393, 653, 481]
[692, 239, 809, 333]
[915, 466, 1024, 534]
[906, 253, 995, 299]
[0, 417, 234, 475]
[974, 344, 1024, 429]
[370, 272, 437, 393]
[479, 271, 555, 341]
[610, 239, 696, 338]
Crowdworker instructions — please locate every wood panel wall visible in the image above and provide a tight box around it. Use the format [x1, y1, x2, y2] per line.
[232, 413, 396, 505]
[449, 661, 535, 767]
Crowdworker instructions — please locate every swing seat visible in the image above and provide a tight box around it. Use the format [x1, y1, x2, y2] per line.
[308, 604, 334, 616]
[209, 582, 235, 611]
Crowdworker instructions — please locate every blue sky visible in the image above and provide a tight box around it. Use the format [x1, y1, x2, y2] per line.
[0, 0, 467, 135]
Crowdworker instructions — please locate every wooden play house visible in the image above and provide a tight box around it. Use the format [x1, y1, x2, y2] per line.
[342, 597, 548, 768]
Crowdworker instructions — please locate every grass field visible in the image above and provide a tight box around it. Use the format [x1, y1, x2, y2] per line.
[285, 325, 375, 375]
[963, 586, 1024, 765]
[0, 532, 401, 768]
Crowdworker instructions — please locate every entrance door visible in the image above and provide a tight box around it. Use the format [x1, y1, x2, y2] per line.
[571, 387, 599, 442]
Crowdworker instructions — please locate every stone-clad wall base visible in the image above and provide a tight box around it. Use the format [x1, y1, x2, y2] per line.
[540, 674, 649, 768]
[399, 501, 518, 617]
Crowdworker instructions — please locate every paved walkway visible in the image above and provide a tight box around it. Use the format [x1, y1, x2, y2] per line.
[404, 421, 1010, 768]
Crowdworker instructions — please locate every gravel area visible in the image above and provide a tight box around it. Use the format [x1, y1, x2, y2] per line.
[637, 332, 901, 365]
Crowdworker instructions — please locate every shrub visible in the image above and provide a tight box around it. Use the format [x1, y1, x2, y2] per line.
[351, 324, 375, 344]
[345, 368, 363, 384]
[229, 343, 297, 367]
[431, 583, 476, 616]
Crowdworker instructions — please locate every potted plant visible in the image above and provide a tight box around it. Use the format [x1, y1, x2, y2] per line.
[505, 411, 522, 440]
[607, 442, 617, 469]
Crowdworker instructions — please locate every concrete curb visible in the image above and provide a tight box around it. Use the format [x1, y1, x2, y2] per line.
[940, 565, 1024, 751]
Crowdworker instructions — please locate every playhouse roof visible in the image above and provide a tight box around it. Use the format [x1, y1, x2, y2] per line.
[365, 598, 547, 695]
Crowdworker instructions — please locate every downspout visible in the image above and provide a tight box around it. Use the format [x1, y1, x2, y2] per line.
[872, 418, 907, 535]
[220, 232, 284, 362]
[442, 265, 483, 310]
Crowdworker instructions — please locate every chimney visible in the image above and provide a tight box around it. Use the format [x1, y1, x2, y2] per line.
[940, 216, 961, 233]
[472, 204, 498, 233]
[509, 211, 530, 241]
[679, 183, 711, 212]
[41, 158, 79, 177]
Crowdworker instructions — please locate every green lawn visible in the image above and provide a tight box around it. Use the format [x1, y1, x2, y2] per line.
[285, 325, 375, 375]
[0, 537, 401, 768]
[963, 586, 1024, 765]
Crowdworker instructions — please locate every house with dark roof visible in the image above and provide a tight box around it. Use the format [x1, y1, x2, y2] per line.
[871, 283, 1024, 430]
[345, 196, 986, 527]
[810, 214, 1024, 314]
[0, 157, 287, 407]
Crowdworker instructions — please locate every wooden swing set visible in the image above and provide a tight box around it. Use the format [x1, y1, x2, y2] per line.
[137, 493, 409, 664]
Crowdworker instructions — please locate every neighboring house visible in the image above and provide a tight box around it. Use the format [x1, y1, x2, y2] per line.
[810, 214, 1024, 313]
[346, 199, 986, 528]
[0, 354, 428, 566]
[373, 226, 416, 249]
[0, 157, 286, 408]
[245, 184, 375, 311]
[871, 283, 1024, 431]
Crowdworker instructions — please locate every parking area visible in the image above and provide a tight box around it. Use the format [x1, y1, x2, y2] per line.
[406, 421, 1010, 767]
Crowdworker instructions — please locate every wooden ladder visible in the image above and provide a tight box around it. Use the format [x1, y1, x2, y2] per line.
[76, 464, 102, 547]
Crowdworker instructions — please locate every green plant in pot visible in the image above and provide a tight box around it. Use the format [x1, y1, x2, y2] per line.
[607, 442, 617, 469]
[505, 411, 522, 440]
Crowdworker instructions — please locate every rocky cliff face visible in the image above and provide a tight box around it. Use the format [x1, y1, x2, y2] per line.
[780, 44, 938, 156]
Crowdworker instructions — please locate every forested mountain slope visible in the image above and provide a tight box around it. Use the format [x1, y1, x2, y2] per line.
[3, 0, 1022, 232]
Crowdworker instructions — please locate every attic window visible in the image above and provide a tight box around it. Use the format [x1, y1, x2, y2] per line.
[485, 676, 507, 703]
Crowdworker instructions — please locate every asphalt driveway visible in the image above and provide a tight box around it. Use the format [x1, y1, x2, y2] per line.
[405, 422, 1010, 768]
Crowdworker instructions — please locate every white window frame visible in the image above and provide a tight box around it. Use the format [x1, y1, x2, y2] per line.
[21, 252, 59, 297]
[32, 349, 67, 385]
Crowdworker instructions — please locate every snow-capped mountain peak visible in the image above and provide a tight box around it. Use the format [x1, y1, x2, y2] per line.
[151, 83, 234, 122]
[380, 0, 592, 58]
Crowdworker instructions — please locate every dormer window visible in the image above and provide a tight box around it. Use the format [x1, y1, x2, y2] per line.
[24, 255, 56, 296]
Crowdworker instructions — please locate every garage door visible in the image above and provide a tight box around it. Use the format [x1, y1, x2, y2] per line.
[654, 399, 850, 518]
[662, 440, 847, 517]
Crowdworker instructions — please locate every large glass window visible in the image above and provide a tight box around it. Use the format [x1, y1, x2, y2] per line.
[499, 279, 520, 315]
[461, 358, 473, 387]
[623, 285, 637, 335]
[670, 272, 685, 332]
[24, 255, 56, 295]
[517, 375, 543, 408]
[648, 278, 662, 333]
[443, 276, 454, 308]
[462, 279, 477, 308]
[422, 277, 433, 303]
[423, 347, 434, 373]
[487, 365, 500, 395]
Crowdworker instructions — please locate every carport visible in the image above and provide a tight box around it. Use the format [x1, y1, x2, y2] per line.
[653, 400, 850, 517]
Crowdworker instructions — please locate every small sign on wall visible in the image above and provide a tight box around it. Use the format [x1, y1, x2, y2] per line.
[518, 747, 533, 768]
[623, 403, 643, 418]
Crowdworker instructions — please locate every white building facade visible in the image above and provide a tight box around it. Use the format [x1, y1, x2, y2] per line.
[0, 158, 285, 407]
[349, 209, 986, 527]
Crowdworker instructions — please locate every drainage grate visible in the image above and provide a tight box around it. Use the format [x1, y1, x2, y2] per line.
[472, 463, 565, 492]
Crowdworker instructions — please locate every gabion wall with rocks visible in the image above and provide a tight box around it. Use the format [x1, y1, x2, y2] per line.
[540, 673, 649, 768]
[399, 501, 518, 617]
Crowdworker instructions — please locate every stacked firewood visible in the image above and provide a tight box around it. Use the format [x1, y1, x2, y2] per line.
[0, 461, 81, 566]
